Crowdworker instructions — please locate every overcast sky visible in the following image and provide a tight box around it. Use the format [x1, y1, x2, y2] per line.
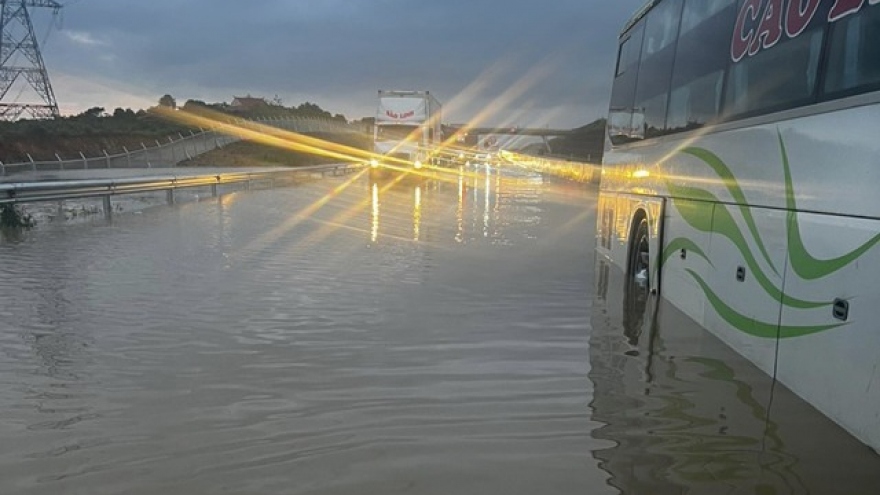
[35, 0, 645, 128]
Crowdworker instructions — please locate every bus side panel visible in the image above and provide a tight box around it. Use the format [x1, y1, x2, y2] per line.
[703, 207, 789, 378]
[659, 200, 713, 328]
[597, 192, 663, 285]
[596, 193, 618, 263]
[777, 213, 880, 452]
[596, 193, 633, 269]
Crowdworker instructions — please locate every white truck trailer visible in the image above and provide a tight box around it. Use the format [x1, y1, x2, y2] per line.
[372, 90, 442, 170]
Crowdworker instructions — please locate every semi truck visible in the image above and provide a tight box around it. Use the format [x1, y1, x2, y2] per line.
[372, 90, 442, 171]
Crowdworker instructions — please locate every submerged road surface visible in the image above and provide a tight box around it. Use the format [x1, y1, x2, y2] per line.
[1, 166, 878, 494]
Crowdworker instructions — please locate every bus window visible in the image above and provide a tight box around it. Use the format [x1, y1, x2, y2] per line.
[824, 6, 880, 96]
[609, 22, 645, 145]
[633, 0, 684, 138]
[679, 0, 735, 37]
[724, 28, 824, 117]
[616, 30, 642, 77]
[668, 70, 725, 132]
[642, 0, 684, 57]
[666, 0, 737, 132]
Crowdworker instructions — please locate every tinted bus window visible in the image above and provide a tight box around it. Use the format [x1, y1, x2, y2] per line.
[667, 0, 737, 131]
[724, 27, 824, 117]
[634, 0, 684, 138]
[679, 0, 735, 37]
[643, 0, 684, 56]
[616, 29, 642, 77]
[609, 23, 645, 145]
[824, 6, 880, 96]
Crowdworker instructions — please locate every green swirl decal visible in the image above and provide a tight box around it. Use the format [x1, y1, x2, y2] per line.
[665, 181, 827, 310]
[662, 237, 713, 268]
[778, 133, 880, 280]
[681, 147, 779, 276]
[686, 270, 844, 339]
[657, 133, 880, 339]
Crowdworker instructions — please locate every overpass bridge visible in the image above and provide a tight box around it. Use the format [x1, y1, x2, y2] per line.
[442, 125, 575, 154]
[443, 125, 573, 137]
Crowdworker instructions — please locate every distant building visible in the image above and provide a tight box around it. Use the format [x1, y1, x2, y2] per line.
[230, 96, 269, 113]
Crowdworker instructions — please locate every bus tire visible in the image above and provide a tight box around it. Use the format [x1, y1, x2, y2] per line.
[627, 216, 650, 290]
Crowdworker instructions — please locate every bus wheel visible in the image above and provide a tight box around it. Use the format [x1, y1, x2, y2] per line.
[628, 217, 650, 291]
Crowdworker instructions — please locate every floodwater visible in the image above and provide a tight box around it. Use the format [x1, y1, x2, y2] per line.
[0, 166, 877, 494]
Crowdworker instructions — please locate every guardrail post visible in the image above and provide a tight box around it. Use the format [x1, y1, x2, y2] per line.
[123, 147, 131, 168]
[80, 152, 88, 169]
[27, 153, 36, 172]
[103, 195, 112, 218]
[103, 150, 111, 168]
[56, 153, 64, 170]
[211, 181, 218, 197]
[142, 143, 151, 168]
[167, 188, 175, 205]
[0, 160, 5, 176]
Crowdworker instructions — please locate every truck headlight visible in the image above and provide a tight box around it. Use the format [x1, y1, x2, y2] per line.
[370, 159, 379, 168]
[414, 160, 423, 169]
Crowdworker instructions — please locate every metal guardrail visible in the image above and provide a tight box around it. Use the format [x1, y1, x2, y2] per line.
[0, 163, 364, 218]
[0, 117, 367, 177]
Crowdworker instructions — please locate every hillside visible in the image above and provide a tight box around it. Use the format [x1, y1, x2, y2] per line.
[0, 110, 191, 163]
[0, 99, 352, 164]
[179, 133, 372, 168]
[547, 119, 606, 163]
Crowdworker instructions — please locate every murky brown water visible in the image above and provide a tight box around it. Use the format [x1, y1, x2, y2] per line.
[0, 167, 878, 494]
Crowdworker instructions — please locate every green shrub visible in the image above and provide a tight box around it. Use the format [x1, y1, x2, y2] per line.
[0, 204, 35, 229]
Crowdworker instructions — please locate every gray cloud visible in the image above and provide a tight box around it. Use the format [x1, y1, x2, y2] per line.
[40, 0, 645, 126]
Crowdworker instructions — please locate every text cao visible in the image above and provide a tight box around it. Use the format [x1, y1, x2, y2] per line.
[732, 0, 879, 62]
[386, 110, 416, 119]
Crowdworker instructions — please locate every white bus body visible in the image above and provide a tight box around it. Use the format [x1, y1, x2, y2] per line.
[598, 0, 880, 452]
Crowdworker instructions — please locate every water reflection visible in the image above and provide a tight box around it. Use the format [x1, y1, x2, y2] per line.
[590, 257, 880, 494]
[367, 165, 520, 246]
[413, 185, 421, 242]
[456, 167, 465, 243]
[371, 182, 380, 243]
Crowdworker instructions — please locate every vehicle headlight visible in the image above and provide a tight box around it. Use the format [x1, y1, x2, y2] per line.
[414, 160, 423, 169]
[370, 159, 379, 168]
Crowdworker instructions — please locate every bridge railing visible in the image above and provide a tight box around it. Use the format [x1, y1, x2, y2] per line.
[0, 117, 365, 177]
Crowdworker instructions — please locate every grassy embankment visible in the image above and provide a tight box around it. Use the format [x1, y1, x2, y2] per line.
[179, 133, 372, 168]
[0, 101, 368, 166]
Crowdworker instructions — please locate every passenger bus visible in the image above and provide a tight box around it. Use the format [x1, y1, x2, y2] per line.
[597, 0, 880, 452]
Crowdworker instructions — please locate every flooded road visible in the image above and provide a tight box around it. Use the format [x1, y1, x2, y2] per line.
[1, 166, 878, 494]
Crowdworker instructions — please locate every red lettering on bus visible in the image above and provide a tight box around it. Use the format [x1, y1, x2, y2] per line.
[732, 0, 763, 62]
[749, 0, 785, 56]
[786, 0, 821, 37]
[829, 0, 866, 21]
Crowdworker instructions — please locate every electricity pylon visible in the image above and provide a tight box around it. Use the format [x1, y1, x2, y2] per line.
[0, 0, 62, 120]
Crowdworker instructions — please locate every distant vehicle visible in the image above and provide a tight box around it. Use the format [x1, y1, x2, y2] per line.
[372, 90, 442, 173]
[598, 0, 880, 453]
